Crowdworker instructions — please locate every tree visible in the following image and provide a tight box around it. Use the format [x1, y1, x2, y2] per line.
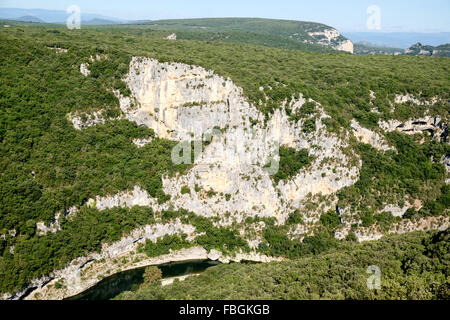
[142, 266, 162, 288]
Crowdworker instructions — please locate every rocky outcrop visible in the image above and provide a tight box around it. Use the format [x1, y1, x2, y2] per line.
[46, 46, 68, 54]
[80, 63, 90, 77]
[335, 40, 354, 54]
[132, 136, 153, 148]
[36, 206, 77, 236]
[379, 116, 447, 140]
[68, 110, 112, 130]
[354, 216, 449, 243]
[79, 55, 108, 77]
[350, 119, 393, 151]
[117, 57, 242, 141]
[91, 185, 166, 213]
[394, 94, 439, 106]
[443, 155, 450, 184]
[166, 33, 177, 40]
[379, 204, 409, 217]
[306, 28, 354, 53]
[405, 43, 450, 57]
[12, 57, 365, 300]
[442, 155, 450, 172]
[388, 216, 449, 236]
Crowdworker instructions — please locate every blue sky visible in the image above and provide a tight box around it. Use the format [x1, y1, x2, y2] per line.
[1, 0, 449, 32]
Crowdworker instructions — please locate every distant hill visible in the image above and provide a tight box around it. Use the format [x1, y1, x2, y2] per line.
[354, 42, 404, 55]
[137, 18, 354, 53]
[344, 32, 450, 49]
[83, 18, 119, 25]
[14, 15, 44, 23]
[173, 30, 336, 53]
[0, 7, 125, 25]
[405, 43, 450, 57]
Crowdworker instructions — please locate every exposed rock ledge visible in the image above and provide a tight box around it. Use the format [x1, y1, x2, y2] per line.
[46, 46, 68, 54]
[443, 155, 450, 184]
[379, 116, 447, 141]
[132, 136, 153, 148]
[350, 119, 393, 151]
[68, 110, 112, 130]
[336, 216, 449, 242]
[394, 94, 439, 106]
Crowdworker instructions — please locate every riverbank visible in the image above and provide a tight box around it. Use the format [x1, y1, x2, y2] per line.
[18, 246, 282, 300]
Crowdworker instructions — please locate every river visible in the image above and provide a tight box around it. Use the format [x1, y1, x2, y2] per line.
[66, 259, 221, 300]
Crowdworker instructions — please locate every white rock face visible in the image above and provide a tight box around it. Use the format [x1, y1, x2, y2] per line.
[166, 33, 177, 40]
[394, 94, 439, 106]
[350, 119, 393, 151]
[36, 206, 77, 236]
[47, 47, 68, 54]
[443, 155, 450, 173]
[443, 155, 450, 184]
[117, 57, 241, 141]
[379, 116, 444, 139]
[132, 136, 153, 148]
[389, 216, 449, 236]
[93, 186, 166, 212]
[355, 231, 383, 242]
[379, 204, 409, 217]
[105, 57, 359, 224]
[68, 110, 111, 130]
[354, 216, 449, 243]
[15, 57, 364, 300]
[66, 57, 362, 224]
[335, 40, 354, 54]
[79, 55, 108, 77]
[307, 29, 354, 54]
[65, 57, 363, 228]
[80, 63, 90, 76]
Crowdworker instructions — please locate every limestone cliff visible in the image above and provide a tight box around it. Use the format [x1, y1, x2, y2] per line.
[306, 28, 354, 53]
[72, 57, 360, 225]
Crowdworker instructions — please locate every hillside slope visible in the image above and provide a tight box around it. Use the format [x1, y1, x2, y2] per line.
[138, 18, 354, 53]
[172, 30, 336, 53]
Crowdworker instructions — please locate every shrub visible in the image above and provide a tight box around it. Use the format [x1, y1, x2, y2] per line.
[142, 266, 162, 287]
[181, 186, 191, 195]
